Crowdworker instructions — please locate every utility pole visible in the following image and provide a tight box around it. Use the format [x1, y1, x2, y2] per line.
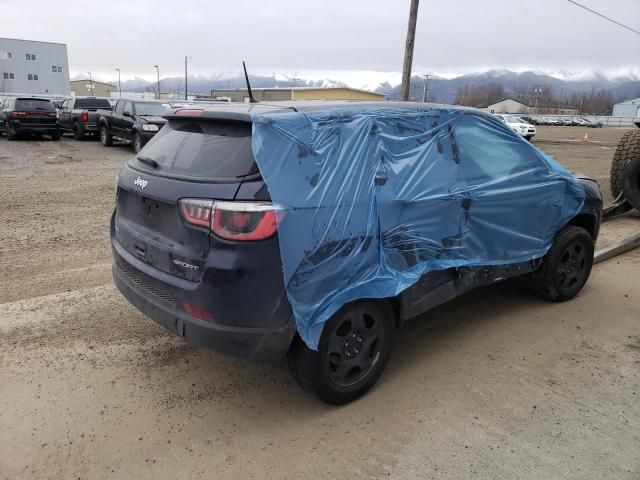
[154, 65, 160, 99]
[88, 71, 93, 95]
[115, 68, 121, 98]
[184, 56, 188, 100]
[422, 74, 430, 102]
[533, 88, 542, 114]
[400, 0, 420, 101]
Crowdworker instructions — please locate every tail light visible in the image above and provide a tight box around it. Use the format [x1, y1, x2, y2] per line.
[10, 111, 26, 118]
[178, 199, 280, 241]
[181, 300, 214, 322]
[80, 111, 89, 122]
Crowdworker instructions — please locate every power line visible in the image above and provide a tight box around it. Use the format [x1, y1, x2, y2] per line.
[566, 0, 640, 36]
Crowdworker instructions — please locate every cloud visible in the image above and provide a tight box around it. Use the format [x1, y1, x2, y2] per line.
[3, 0, 639, 81]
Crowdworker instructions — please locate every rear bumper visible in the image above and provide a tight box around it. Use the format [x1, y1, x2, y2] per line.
[9, 120, 57, 133]
[77, 123, 98, 133]
[112, 259, 296, 361]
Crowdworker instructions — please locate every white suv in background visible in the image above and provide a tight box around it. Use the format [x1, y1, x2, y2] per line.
[496, 114, 536, 141]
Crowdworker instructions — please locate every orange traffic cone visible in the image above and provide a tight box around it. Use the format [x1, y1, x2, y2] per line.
[582, 132, 590, 142]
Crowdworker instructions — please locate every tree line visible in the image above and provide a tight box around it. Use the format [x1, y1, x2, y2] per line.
[454, 82, 620, 114]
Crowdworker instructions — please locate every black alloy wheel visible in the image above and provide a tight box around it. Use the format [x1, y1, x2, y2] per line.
[287, 301, 395, 404]
[324, 305, 385, 387]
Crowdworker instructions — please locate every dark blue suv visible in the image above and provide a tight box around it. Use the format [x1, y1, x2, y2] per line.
[112, 101, 602, 404]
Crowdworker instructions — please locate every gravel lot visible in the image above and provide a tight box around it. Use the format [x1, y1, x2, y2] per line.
[1, 127, 639, 479]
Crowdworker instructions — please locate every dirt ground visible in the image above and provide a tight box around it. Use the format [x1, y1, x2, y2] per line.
[1, 127, 639, 479]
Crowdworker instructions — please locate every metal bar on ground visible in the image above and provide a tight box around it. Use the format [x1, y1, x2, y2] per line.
[594, 233, 640, 264]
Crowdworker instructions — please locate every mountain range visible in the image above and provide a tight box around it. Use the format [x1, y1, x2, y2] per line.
[83, 69, 640, 104]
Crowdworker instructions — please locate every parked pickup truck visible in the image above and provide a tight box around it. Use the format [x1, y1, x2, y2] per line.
[96, 99, 172, 152]
[57, 97, 113, 140]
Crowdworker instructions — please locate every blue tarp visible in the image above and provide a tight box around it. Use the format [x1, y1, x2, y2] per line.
[251, 105, 584, 349]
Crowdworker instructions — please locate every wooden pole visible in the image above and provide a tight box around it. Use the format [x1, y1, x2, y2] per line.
[400, 0, 420, 101]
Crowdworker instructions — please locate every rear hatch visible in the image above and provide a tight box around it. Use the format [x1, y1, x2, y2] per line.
[114, 117, 269, 282]
[14, 98, 56, 125]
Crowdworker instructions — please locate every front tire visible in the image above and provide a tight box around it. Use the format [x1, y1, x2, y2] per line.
[100, 126, 113, 146]
[287, 301, 395, 404]
[529, 225, 594, 301]
[132, 132, 143, 153]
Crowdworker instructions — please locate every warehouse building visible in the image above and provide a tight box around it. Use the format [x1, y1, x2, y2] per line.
[70, 79, 116, 97]
[211, 87, 386, 102]
[612, 97, 640, 119]
[485, 97, 579, 115]
[0, 37, 70, 95]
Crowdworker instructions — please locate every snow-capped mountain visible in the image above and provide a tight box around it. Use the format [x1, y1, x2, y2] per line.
[88, 68, 640, 104]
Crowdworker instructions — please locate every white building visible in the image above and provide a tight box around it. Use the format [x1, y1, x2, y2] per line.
[612, 97, 640, 119]
[0, 38, 70, 95]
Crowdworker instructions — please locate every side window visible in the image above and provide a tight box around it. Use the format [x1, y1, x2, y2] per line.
[27, 74, 33, 81]
[114, 101, 124, 114]
[453, 114, 544, 185]
[25, 53, 31, 61]
[124, 101, 133, 114]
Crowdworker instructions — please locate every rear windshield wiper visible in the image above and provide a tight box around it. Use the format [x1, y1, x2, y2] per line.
[137, 156, 159, 169]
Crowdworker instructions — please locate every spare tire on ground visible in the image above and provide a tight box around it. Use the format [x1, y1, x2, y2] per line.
[610, 130, 640, 199]
[622, 155, 640, 211]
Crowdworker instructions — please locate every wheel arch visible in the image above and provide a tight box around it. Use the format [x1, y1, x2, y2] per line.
[567, 213, 598, 240]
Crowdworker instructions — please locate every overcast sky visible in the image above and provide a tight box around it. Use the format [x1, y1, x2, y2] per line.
[3, 0, 639, 84]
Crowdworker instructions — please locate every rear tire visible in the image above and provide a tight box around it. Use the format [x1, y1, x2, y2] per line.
[287, 301, 395, 404]
[50, 130, 61, 141]
[73, 125, 84, 140]
[100, 126, 113, 147]
[610, 130, 640, 199]
[529, 225, 594, 302]
[5, 122, 17, 140]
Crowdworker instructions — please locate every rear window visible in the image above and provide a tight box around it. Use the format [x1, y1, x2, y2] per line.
[130, 120, 257, 180]
[16, 99, 54, 111]
[74, 98, 111, 109]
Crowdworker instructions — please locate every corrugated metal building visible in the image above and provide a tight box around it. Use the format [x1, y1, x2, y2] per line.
[70, 79, 116, 97]
[612, 97, 640, 119]
[0, 38, 70, 95]
[211, 87, 386, 103]
[485, 97, 579, 115]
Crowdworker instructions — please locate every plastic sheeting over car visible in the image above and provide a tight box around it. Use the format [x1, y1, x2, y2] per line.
[251, 105, 584, 349]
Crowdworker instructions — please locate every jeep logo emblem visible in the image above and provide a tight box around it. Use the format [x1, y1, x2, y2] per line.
[133, 176, 148, 190]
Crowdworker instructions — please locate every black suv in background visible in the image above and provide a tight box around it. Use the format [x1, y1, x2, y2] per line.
[111, 102, 602, 404]
[57, 97, 113, 140]
[1, 97, 59, 140]
[96, 99, 171, 152]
